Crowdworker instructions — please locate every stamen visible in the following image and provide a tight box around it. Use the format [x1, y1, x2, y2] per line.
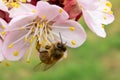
[59, 9, 63, 13]
[29, 36, 35, 43]
[27, 37, 37, 63]
[41, 15, 46, 19]
[108, 10, 113, 14]
[105, 1, 112, 8]
[1, 31, 6, 35]
[26, 59, 30, 63]
[71, 40, 76, 45]
[103, 16, 107, 20]
[21, 0, 27, 3]
[8, 43, 14, 48]
[32, 9, 37, 13]
[102, 24, 105, 28]
[1, 26, 6, 29]
[69, 26, 75, 31]
[13, 51, 19, 56]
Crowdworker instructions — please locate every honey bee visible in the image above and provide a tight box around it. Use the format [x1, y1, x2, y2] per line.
[34, 33, 67, 71]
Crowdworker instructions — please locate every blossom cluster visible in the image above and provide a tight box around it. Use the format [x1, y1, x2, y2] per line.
[0, 0, 114, 63]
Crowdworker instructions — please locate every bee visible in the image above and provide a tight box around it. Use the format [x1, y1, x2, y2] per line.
[34, 32, 67, 71]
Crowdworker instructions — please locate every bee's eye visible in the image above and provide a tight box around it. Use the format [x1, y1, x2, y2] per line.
[57, 43, 63, 48]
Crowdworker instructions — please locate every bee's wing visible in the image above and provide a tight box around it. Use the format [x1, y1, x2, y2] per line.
[43, 62, 56, 71]
[33, 62, 56, 71]
[33, 62, 42, 71]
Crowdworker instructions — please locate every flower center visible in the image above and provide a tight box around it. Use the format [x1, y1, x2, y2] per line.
[2, 0, 27, 8]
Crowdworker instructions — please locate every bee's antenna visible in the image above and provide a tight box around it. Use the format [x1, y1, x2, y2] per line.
[59, 32, 63, 43]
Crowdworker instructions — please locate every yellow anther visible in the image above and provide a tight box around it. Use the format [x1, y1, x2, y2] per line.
[69, 26, 75, 31]
[59, 9, 63, 13]
[41, 15, 46, 19]
[105, 1, 112, 8]
[13, 51, 19, 56]
[1, 31, 6, 35]
[5, 62, 10, 67]
[21, 0, 27, 3]
[108, 10, 113, 14]
[8, 43, 14, 48]
[71, 40, 76, 45]
[102, 24, 105, 28]
[30, 36, 35, 43]
[19, 27, 25, 30]
[38, 24, 43, 28]
[103, 7, 109, 12]
[32, 9, 36, 13]
[103, 16, 107, 20]
[1, 26, 6, 29]
[26, 59, 30, 63]
[11, 2, 19, 8]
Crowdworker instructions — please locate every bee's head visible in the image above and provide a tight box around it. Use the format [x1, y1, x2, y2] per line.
[57, 32, 67, 52]
[57, 42, 66, 52]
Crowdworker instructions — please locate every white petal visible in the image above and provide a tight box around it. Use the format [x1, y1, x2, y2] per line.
[52, 20, 87, 48]
[9, 3, 36, 18]
[82, 10, 106, 38]
[0, 0, 8, 12]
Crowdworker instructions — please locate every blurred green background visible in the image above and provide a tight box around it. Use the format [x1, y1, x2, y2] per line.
[0, 0, 120, 80]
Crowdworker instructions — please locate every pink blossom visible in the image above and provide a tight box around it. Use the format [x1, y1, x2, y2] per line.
[61, 0, 114, 37]
[3, 1, 86, 61]
[80, 0, 114, 37]
[0, 18, 8, 61]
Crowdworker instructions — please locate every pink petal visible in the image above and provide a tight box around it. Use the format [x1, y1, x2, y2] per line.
[0, 0, 8, 12]
[36, 1, 69, 21]
[77, 0, 99, 10]
[89, 10, 114, 25]
[6, 14, 36, 31]
[83, 10, 106, 38]
[3, 15, 36, 61]
[52, 20, 86, 48]
[9, 3, 36, 18]
[0, 39, 4, 61]
[0, 18, 8, 31]
[3, 30, 30, 61]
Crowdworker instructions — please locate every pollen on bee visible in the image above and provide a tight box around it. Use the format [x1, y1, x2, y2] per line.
[71, 40, 76, 45]
[59, 9, 63, 13]
[13, 51, 19, 56]
[8, 43, 14, 48]
[69, 26, 75, 31]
